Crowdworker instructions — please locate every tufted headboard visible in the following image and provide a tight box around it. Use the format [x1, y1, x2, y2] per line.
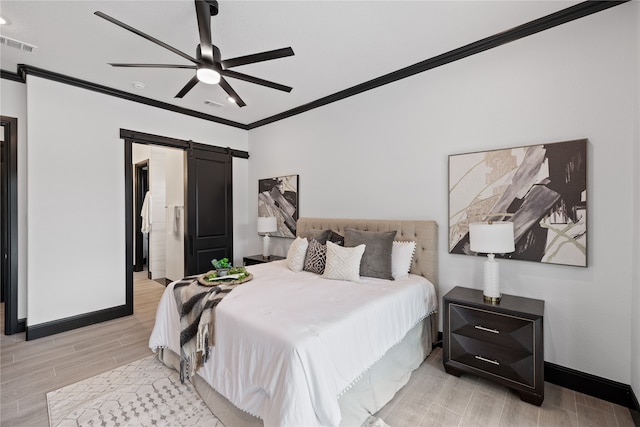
[296, 218, 438, 286]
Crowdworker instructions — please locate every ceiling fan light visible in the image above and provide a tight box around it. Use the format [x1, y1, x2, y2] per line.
[196, 66, 220, 85]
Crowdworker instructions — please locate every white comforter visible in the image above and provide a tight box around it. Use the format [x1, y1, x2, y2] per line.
[149, 260, 437, 427]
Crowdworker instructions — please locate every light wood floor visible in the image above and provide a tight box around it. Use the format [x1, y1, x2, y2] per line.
[1, 272, 166, 426]
[1, 274, 635, 427]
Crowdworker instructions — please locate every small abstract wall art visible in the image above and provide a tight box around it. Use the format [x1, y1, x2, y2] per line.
[258, 175, 299, 238]
[449, 139, 587, 267]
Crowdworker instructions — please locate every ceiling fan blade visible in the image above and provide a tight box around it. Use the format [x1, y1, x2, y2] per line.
[95, 11, 198, 64]
[221, 47, 294, 69]
[194, 0, 214, 63]
[109, 63, 197, 69]
[222, 70, 292, 92]
[175, 75, 200, 98]
[218, 77, 246, 107]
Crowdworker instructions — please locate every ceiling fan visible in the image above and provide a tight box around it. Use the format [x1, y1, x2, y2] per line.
[94, 0, 294, 107]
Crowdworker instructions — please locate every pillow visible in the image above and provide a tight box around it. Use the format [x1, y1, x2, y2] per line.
[322, 241, 366, 282]
[286, 236, 309, 272]
[303, 238, 327, 274]
[344, 228, 397, 280]
[327, 230, 345, 246]
[300, 229, 331, 244]
[392, 241, 417, 279]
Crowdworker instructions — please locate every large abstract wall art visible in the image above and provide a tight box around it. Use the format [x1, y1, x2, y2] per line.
[449, 139, 587, 267]
[258, 175, 299, 238]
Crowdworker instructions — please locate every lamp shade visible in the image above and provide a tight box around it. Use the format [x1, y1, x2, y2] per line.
[469, 221, 515, 254]
[257, 216, 277, 234]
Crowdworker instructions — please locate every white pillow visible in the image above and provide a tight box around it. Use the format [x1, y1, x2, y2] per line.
[322, 241, 366, 282]
[392, 241, 416, 279]
[286, 236, 309, 272]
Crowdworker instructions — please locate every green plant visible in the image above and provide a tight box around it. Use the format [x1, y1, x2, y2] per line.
[211, 257, 231, 269]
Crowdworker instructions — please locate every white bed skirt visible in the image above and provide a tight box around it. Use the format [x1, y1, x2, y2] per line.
[159, 315, 434, 427]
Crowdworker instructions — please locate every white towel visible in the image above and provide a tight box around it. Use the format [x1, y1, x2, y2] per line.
[141, 191, 152, 233]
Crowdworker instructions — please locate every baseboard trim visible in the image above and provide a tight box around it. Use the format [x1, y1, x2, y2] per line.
[17, 318, 26, 333]
[545, 362, 635, 409]
[629, 386, 640, 426]
[25, 305, 132, 340]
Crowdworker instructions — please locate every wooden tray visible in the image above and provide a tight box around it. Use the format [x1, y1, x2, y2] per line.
[197, 271, 253, 287]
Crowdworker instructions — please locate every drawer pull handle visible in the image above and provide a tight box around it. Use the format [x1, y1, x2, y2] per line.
[475, 325, 500, 334]
[475, 355, 500, 366]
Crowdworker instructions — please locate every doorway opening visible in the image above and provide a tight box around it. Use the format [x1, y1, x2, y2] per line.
[122, 128, 242, 310]
[132, 144, 186, 285]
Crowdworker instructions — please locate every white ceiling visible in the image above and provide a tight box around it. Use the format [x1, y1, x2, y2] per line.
[0, 1, 580, 126]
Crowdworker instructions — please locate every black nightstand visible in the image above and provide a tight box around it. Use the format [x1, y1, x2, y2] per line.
[443, 286, 545, 406]
[243, 254, 285, 266]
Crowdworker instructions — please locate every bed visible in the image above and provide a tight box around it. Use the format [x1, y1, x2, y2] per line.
[149, 217, 439, 427]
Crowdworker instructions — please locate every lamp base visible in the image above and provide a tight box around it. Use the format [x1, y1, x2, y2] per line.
[483, 253, 501, 304]
[262, 233, 271, 259]
[483, 294, 501, 304]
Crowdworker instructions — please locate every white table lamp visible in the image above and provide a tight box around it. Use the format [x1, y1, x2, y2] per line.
[257, 216, 278, 259]
[469, 221, 515, 304]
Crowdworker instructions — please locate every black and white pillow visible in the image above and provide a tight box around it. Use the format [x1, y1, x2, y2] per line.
[303, 238, 327, 274]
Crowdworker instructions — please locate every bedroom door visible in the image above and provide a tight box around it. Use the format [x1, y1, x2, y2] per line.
[185, 145, 233, 275]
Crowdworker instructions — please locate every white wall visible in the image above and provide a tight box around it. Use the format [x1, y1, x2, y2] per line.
[0, 79, 28, 319]
[25, 76, 247, 326]
[247, 3, 638, 385]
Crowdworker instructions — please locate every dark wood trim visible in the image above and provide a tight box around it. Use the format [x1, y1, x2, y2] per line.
[124, 141, 134, 315]
[630, 387, 640, 426]
[15, 65, 248, 130]
[1, 116, 19, 335]
[0, 69, 24, 83]
[247, 0, 629, 129]
[544, 362, 635, 410]
[3, 2, 627, 132]
[119, 129, 249, 159]
[26, 305, 130, 340]
[17, 318, 25, 333]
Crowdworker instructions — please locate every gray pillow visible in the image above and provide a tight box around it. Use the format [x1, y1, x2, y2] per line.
[300, 228, 331, 245]
[327, 230, 345, 246]
[344, 228, 397, 280]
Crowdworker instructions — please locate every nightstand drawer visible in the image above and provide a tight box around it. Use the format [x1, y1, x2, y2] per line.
[449, 334, 535, 387]
[449, 303, 534, 353]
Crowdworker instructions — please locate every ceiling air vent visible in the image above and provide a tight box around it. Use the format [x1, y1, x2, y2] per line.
[204, 99, 225, 108]
[0, 35, 37, 53]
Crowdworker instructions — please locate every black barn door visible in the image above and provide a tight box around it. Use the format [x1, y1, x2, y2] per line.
[186, 145, 233, 275]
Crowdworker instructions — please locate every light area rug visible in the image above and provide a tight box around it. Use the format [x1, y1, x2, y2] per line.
[46, 354, 222, 427]
[47, 353, 392, 427]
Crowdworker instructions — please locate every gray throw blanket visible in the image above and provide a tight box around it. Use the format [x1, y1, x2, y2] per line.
[173, 275, 243, 383]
